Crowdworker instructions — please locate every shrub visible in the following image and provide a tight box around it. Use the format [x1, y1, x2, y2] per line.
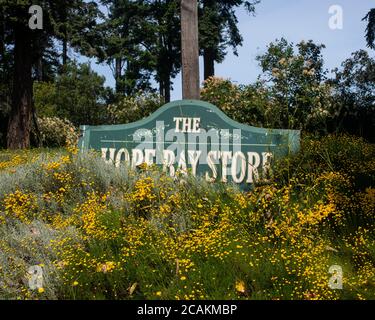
[33, 82, 58, 118]
[106, 92, 164, 125]
[274, 134, 375, 190]
[201, 77, 271, 128]
[0, 135, 373, 300]
[201, 76, 335, 132]
[33, 62, 108, 126]
[35, 117, 78, 148]
[0, 220, 77, 300]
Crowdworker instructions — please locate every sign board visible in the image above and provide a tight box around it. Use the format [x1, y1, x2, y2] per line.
[79, 100, 300, 189]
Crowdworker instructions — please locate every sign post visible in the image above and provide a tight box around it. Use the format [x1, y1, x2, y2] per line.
[79, 100, 300, 190]
[181, 0, 200, 100]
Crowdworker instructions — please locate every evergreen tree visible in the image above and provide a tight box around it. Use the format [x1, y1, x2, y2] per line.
[34, 61, 107, 125]
[150, 0, 181, 102]
[99, 0, 155, 96]
[363, 9, 375, 49]
[0, 0, 102, 148]
[199, 0, 259, 80]
[99, 0, 180, 102]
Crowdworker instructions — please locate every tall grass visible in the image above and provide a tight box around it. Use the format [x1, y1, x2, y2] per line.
[0, 135, 374, 300]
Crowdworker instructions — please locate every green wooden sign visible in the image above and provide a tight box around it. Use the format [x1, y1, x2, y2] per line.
[79, 100, 300, 189]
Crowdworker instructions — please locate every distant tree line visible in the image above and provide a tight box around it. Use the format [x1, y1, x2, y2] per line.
[0, 0, 259, 148]
[0, 2, 374, 149]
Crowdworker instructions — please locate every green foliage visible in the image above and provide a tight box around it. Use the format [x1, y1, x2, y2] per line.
[201, 77, 270, 127]
[149, 0, 182, 102]
[99, 0, 156, 95]
[0, 135, 374, 300]
[34, 62, 108, 126]
[198, 0, 260, 76]
[0, 1, 104, 148]
[202, 39, 375, 138]
[0, 34, 13, 147]
[52, 1, 104, 61]
[33, 82, 57, 118]
[0, 83, 11, 148]
[99, 0, 181, 101]
[256, 38, 332, 130]
[201, 75, 333, 132]
[329, 50, 375, 141]
[274, 134, 375, 191]
[106, 92, 164, 125]
[35, 117, 79, 148]
[363, 9, 375, 50]
[199, 0, 259, 57]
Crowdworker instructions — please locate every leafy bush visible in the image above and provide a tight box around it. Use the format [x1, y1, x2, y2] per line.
[106, 92, 164, 124]
[274, 134, 375, 189]
[201, 76, 334, 132]
[329, 50, 375, 142]
[256, 38, 334, 131]
[34, 62, 108, 126]
[201, 77, 269, 127]
[202, 40, 375, 139]
[35, 117, 78, 148]
[33, 82, 58, 118]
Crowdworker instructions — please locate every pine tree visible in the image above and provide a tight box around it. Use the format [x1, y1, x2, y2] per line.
[150, 0, 181, 102]
[1, 0, 102, 148]
[199, 0, 259, 80]
[363, 9, 375, 49]
[99, 0, 155, 96]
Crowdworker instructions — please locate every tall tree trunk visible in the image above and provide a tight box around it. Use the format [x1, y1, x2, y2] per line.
[164, 74, 171, 103]
[7, 22, 33, 149]
[202, 0, 215, 80]
[115, 58, 122, 93]
[159, 79, 165, 99]
[35, 36, 43, 81]
[0, 7, 4, 64]
[62, 38, 68, 67]
[61, 4, 68, 73]
[181, 0, 200, 100]
[203, 47, 215, 80]
[158, 74, 171, 103]
[35, 56, 43, 81]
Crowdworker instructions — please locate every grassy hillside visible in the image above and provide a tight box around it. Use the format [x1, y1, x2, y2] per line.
[0, 135, 374, 300]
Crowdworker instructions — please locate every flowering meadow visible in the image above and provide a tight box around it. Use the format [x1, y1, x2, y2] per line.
[0, 135, 374, 300]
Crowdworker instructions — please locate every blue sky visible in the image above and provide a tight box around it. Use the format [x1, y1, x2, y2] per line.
[81, 0, 375, 101]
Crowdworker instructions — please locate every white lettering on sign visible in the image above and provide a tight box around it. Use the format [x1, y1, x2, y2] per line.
[247, 152, 260, 183]
[232, 152, 246, 184]
[206, 151, 219, 182]
[174, 117, 201, 133]
[99, 120, 277, 186]
[101, 147, 273, 184]
[79, 97, 301, 189]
